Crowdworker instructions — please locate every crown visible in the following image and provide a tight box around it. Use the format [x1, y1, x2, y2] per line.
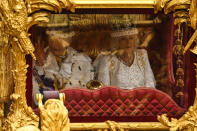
[110, 19, 138, 37]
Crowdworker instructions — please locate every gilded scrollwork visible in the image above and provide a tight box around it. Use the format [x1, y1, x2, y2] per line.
[70, 122, 168, 130]
[158, 89, 197, 131]
[0, 0, 36, 59]
[27, 0, 75, 30]
[185, 0, 197, 55]
[29, 0, 75, 13]
[0, 0, 75, 130]
[182, 0, 197, 54]
[164, 0, 190, 14]
[0, 14, 14, 104]
[16, 125, 40, 131]
[158, 63, 197, 131]
[155, 0, 191, 14]
[8, 93, 70, 131]
[189, 0, 197, 30]
[3, 94, 39, 131]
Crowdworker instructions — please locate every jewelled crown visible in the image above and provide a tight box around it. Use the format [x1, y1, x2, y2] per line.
[110, 20, 138, 37]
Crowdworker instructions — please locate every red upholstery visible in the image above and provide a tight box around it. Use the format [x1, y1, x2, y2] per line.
[59, 86, 185, 117]
[34, 86, 186, 122]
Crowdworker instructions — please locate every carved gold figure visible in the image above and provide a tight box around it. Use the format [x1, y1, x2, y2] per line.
[0, 0, 74, 130]
[37, 93, 70, 131]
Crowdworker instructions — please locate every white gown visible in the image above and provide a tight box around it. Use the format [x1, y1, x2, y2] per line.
[94, 49, 155, 89]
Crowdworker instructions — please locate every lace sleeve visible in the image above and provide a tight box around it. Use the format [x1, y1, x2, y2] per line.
[94, 55, 110, 86]
[139, 49, 156, 88]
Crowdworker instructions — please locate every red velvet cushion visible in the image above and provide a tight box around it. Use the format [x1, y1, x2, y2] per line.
[59, 86, 185, 117]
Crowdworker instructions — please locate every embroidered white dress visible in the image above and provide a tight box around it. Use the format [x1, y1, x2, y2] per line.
[94, 49, 155, 89]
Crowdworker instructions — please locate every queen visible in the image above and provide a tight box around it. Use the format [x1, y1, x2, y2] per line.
[94, 27, 156, 89]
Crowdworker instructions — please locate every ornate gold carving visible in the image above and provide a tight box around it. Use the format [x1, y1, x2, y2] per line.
[27, 0, 75, 29]
[0, 0, 37, 129]
[1, 32, 39, 130]
[155, 0, 191, 100]
[73, 0, 155, 9]
[154, 0, 169, 13]
[0, 0, 75, 130]
[0, 0, 36, 59]
[0, 17, 14, 103]
[184, 30, 197, 54]
[16, 125, 40, 131]
[2, 94, 39, 131]
[185, 1, 197, 55]
[173, 24, 185, 96]
[30, 0, 75, 13]
[155, 0, 191, 14]
[172, 12, 187, 95]
[189, 0, 197, 30]
[158, 64, 197, 131]
[70, 122, 168, 130]
[37, 93, 70, 131]
[158, 62, 197, 131]
[183, 0, 197, 54]
[105, 121, 123, 131]
[181, 0, 197, 55]
[164, 0, 190, 14]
